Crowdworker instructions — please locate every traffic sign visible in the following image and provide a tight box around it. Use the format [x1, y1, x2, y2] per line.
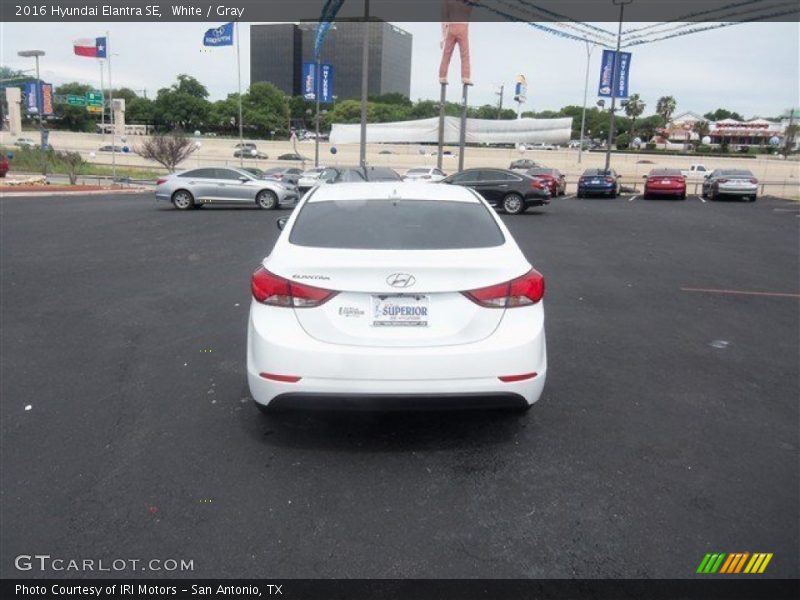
[67, 95, 86, 106]
[86, 90, 104, 106]
[86, 105, 103, 114]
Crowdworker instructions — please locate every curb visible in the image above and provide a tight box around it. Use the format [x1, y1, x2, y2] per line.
[0, 188, 150, 198]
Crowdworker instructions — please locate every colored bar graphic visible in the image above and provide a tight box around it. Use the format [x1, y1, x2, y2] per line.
[734, 552, 749, 573]
[719, 554, 736, 574]
[697, 554, 713, 573]
[699, 552, 773, 574]
[758, 553, 773, 573]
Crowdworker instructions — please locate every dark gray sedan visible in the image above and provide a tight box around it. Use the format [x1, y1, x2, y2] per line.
[155, 167, 299, 210]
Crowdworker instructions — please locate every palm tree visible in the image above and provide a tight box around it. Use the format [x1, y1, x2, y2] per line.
[624, 94, 646, 138]
[692, 120, 710, 149]
[656, 96, 677, 125]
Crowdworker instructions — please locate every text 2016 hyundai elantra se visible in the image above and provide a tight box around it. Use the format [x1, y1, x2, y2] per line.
[247, 182, 547, 412]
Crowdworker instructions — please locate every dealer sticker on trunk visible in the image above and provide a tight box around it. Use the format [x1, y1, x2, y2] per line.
[371, 295, 429, 327]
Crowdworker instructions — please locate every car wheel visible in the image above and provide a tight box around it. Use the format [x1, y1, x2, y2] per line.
[576, 191, 583, 198]
[680, 192, 687, 200]
[171, 190, 194, 210]
[643, 192, 650, 200]
[502, 193, 525, 215]
[749, 195, 757, 202]
[254, 401, 274, 415]
[257, 189, 278, 210]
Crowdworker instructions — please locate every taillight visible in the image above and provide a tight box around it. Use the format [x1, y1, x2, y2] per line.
[463, 269, 545, 308]
[605, 176, 615, 183]
[749, 178, 758, 184]
[156, 178, 167, 186]
[251, 267, 337, 308]
[531, 180, 543, 189]
[717, 178, 728, 184]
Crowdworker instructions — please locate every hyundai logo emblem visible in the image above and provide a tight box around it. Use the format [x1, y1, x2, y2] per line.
[386, 273, 416, 288]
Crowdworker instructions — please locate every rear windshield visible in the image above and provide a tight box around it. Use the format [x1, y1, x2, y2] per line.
[650, 169, 681, 176]
[407, 168, 429, 174]
[289, 199, 505, 250]
[721, 170, 754, 177]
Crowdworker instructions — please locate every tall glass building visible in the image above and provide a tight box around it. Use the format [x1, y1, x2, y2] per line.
[250, 21, 412, 100]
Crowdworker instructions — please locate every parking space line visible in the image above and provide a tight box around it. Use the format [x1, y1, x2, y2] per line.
[628, 195, 639, 202]
[681, 287, 800, 299]
[696, 195, 706, 203]
[563, 194, 576, 200]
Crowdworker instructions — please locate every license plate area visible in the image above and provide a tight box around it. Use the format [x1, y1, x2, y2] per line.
[371, 294, 429, 327]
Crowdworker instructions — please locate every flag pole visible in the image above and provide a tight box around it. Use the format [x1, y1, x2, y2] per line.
[99, 58, 105, 140]
[107, 30, 116, 181]
[236, 21, 244, 168]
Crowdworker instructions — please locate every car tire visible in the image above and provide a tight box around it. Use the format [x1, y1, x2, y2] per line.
[750, 195, 757, 202]
[643, 192, 650, 200]
[576, 191, 583, 198]
[171, 189, 194, 210]
[257, 189, 278, 210]
[680, 192, 687, 200]
[502, 193, 525, 215]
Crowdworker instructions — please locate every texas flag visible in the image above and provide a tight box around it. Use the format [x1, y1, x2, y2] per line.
[73, 37, 107, 58]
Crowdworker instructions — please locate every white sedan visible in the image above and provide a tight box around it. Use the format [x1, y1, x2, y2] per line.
[402, 167, 447, 182]
[247, 182, 547, 412]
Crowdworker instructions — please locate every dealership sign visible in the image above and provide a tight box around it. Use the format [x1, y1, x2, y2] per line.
[302, 62, 334, 103]
[598, 50, 632, 99]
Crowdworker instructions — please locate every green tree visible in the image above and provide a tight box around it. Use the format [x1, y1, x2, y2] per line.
[152, 75, 211, 130]
[656, 96, 677, 124]
[704, 108, 744, 122]
[242, 82, 289, 135]
[692, 120, 710, 149]
[624, 93, 646, 137]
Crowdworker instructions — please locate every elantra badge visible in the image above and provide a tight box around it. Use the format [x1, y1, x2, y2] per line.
[386, 273, 416, 288]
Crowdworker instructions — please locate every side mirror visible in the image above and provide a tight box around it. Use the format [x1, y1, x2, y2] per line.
[276, 216, 289, 231]
[642, 175, 648, 179]
[239, 176, 249, 183]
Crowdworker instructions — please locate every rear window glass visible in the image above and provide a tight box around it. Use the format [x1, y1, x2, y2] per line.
[289, 199, 505, 250]
[407, 168, 429, 174]
[651, 169, 681, 176]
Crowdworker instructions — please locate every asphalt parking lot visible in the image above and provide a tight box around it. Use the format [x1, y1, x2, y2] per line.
[1, 191, 797, 579]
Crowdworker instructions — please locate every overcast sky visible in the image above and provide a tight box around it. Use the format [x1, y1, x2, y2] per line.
[2, 21, 797, 118]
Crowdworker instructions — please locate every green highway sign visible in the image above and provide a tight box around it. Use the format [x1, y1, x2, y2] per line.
[86, 90, 104, 106]
[67, 95, 86, 106]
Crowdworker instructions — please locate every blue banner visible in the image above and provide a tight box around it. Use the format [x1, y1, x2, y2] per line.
[302, 62, 317, 100]
[23, 82, 39, 114]
[204, 22, 234, 46]
[303, 63, 334, 103]
[598, 50, 632, 98]
[319, 64, 334, 103]
[315, 0, 346, 60]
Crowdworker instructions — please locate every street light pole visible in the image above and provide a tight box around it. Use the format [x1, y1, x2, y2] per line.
[578, 41, 595, 164]
[604, 0, 632, 172]
[359, 0, 370, 168]
[17, 49, 46, 174]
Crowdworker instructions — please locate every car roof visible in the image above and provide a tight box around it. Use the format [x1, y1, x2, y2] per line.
[307, 182, 481, 204]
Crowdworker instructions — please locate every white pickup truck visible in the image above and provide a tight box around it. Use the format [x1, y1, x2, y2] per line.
[681, 164, 710, 178]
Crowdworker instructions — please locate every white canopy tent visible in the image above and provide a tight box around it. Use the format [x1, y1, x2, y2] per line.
[329, 116, 573, 145]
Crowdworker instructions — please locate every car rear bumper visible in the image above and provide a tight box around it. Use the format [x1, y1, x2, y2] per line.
[247, 301, 547, 409]
[578, 184, 615, 194]
[645, 186, 685, 196]
[716, 184, 758, 196]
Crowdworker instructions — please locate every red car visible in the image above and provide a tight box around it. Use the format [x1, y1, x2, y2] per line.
[526, 167, 566, 196]
[643, 168, 686, 200]
[0, 155, 8, 178]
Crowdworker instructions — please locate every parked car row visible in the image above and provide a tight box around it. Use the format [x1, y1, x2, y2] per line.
[155, 160, 760, 212]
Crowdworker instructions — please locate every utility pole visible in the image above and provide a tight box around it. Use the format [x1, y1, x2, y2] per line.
[359, 0, 370, 168]
[496, 84, 504, 119]
[578, 41, 595, 164]
[605, 0, 632, 173]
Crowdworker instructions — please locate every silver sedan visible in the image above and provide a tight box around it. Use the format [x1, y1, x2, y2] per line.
[155, 167, 299, 210]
